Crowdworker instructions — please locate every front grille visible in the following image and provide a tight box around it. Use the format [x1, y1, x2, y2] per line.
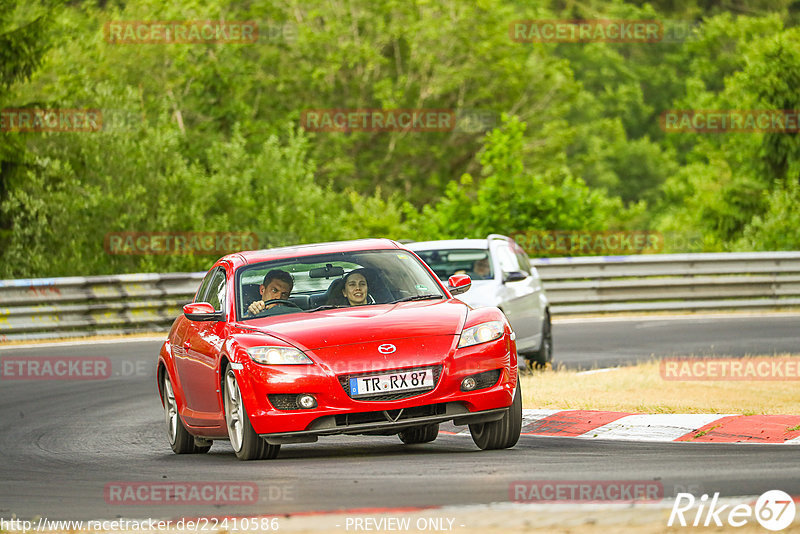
[338, 365, 443, 401]
[268, 394, 299, 411]
[334, 403, 447, 427]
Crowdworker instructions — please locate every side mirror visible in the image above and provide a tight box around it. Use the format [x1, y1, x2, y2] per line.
[447, 274, 472, 296]
[503, 271, 527, 283]
[183, 302, 224, 322]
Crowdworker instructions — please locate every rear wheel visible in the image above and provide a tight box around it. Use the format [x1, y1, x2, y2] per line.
[398, 423, 439, 444]
[223, 365, 280, 461]
[469, 381, 522, 450]
[162, 373, 211, 454]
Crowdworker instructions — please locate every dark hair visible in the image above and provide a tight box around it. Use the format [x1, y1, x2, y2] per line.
[262, 269, 293, 289]
[327, 268, 372, 306]
[343, 268, 371, 286]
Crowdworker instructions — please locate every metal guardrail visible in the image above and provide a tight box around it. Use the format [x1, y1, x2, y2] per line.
[0, 273, 204, 342]
[531, 251, 800, 315]
[1, 252, 798, 341]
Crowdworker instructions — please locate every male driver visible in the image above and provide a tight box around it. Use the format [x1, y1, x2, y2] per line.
[247, 269, 293, 315]
[471, 257, 491, 279]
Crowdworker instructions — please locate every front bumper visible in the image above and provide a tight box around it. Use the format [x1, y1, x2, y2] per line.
[235, 333, 517, 436]
[260, 403, 507, 444]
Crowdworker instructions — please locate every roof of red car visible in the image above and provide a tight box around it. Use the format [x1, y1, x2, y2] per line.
[224, 238, 404, 265]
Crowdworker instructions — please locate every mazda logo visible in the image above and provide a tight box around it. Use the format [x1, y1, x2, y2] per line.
[377, 344, 396, 354]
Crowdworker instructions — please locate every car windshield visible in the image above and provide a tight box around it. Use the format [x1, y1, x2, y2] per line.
[236, 249, 445, 320]
[414, 248, 494, 281]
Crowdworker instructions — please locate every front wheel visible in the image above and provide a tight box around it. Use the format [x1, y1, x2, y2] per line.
[223, 365, 280, 461]
[530, 312, 553, 369]
[162, 373, 211, 454]
[469, 381, 522, 450]
[398, 423, 439, 444]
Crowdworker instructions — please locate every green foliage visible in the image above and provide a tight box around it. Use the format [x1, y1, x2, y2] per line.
[0, 0, 61, 259]
[1, 0, 799, 278]
[0, 0, 57, 90]
[0, 116, 410, 277]
[654, 14, 800, 250]
[736, 181, 800, 251]
[414, 115, 637, 240]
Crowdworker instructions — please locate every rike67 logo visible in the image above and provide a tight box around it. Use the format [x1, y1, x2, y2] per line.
[669, 490, 796, 531]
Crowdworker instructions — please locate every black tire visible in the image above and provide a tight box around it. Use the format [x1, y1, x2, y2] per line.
[223, 365, 281, 461]
[162, 373, 211, 454]
[398, 423, 439, 444]
[530, 311, 553, 369]
[469, 381, 522, 450]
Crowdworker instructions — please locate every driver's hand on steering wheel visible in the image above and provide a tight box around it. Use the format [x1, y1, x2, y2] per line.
[247, 300, 276, 315]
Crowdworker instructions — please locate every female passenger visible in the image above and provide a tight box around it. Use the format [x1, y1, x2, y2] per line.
[341, 270, 369, 306]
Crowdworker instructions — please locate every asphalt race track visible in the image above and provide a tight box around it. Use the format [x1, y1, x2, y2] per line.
[1, 314, 799, 521]
[554, 313, 800, 369]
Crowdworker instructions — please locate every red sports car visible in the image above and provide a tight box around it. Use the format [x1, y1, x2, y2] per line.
[157, 239, 522, 460]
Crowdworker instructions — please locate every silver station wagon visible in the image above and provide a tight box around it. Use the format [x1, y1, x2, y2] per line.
[409, 234, 552, 368]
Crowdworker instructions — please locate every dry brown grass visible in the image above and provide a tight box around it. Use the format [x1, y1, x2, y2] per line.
[520, 355, 800, 414]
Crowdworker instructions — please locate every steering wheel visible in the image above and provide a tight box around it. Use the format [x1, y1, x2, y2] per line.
[263, 299, 301, 309]
[248, 299, 302, 318]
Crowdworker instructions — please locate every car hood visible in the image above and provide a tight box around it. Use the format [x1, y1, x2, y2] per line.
[234, 299, 467, 351]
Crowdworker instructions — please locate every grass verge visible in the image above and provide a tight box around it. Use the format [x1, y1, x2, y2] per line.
[520, 355, 800, 414]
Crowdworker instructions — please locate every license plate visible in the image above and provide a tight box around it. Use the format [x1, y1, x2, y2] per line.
[349, 368, 435, 397]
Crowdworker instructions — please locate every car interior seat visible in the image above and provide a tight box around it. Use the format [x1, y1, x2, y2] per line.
[241, 284, 262, 312]
[325, 278, 347, 306]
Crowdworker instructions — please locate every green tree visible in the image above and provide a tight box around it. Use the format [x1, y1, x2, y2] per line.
[0, 0, 60, 258]
[655, 14, 800, 250]
[415, 115, 637, 244]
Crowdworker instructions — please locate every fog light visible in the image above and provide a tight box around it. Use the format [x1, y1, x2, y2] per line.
[296, 394, 317, 409]
[461, 377, 477, 391]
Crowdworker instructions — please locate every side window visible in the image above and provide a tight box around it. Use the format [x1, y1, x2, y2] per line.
[194, 269, 215, 303]
[200, 268, 226, 312]
[514, 245, 531, 275]
[495, 245, 521, 273]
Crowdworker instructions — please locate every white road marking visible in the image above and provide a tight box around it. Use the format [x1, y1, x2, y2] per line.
[582, 413, 731, 442]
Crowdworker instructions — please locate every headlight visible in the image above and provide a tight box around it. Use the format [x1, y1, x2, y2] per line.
[246, 346, 313, 365]
[457, 320, 504, 348]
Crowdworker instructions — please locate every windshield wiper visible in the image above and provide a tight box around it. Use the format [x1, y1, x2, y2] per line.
[391, 294, 444, 304]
